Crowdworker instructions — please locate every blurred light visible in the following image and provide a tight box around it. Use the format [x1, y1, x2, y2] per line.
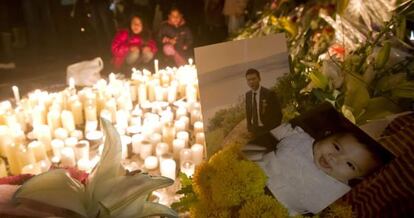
[81, 27, 85, 32]
[410, 30, 414, 41]
[87, 13, 91, 18]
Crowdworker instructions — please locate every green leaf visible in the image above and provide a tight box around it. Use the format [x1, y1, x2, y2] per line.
[356, 97, 401, 124]
[100, 174, 174, 214]
[396, 16, 407, 40]
[87, 118, 124, 216]
[375, 41, 391, 70]
[178, 172, 192, 187]
[375, 73, 406, 93]
[309, 70, 329, 90]
[13, 169, 87, 217]
[137, 202, 178, 218]
[391, 81, 414, 98]
[337, 0, 350, 15]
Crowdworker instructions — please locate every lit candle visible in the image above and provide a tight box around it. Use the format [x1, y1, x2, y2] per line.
[172, 139, 185, 160]
[144, 156, 158, 170]
[138, 83, 147, 105]
[186, 84, 197, 103]
[139, 140, 153, 160]
[160, 158, 176, 180]
[162, 123, 175, 147]
[154, 59, 159, 74]
[61, 110, 76, 132]
[195, 132, 205, 145]
[177, 131, 189, 147]
[38, 159, 51, 172]
[77, 158, 91, 172]
[193, 121, 204, 134]
[190, 110, 202, 126]
[65, 137, 78, 148]
[100, 109, 112, 123]
[32, 105, 46, 127]
[69, 77, 75, 89]
[116, 110, 129, 130]
[121, 135, 131, 159]
[105, 99, 117, 122]
[85, 130, 103, 149]
[180, 116, 190, 130]
[174, 119, 186, 132]
[21, 164, 42, 175]
[85, 120, 98, 133]
[150, 133, 162, 146]
[180, 160, 195, 177]
[0, 125, 13, 156]
[0, 158, 7, 177]
[35, 125, 52, 152]
[12, 85, 20, 103]
[17, 147, 36, 167]
[70, 99, 84, 125]
[155, 142, 169, 157]
[51, 139, 64, 158]
[179, 148, 192, 164]
[131, 134, 144, 154]
[70, 130, 84, 140]
[126, 125, 141, 136]
[74, 140, 90, 161]
[4, 144, 20, 175]
[60, 147, 76, 167]
[167, 84, 177, 103]
[85, 105, 97, 122]
[54, 128, 69, 140]
[28, 141, 48, 162]
[175, 107, 187, 119]
[191, 144, 204, 165]
[47, 109, 61, 131]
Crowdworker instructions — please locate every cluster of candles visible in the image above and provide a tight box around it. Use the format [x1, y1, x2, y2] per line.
[0, 61, 205, 181]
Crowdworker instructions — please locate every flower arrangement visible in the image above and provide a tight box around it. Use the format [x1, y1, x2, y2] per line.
[0, 119, 178, 218]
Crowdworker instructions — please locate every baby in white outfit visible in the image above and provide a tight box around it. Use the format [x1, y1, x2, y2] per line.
[245, 123, 387, 215]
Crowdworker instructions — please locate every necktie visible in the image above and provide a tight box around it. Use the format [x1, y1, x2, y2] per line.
[252, 92, 258, 127]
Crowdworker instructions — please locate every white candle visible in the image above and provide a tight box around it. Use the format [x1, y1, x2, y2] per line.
[85, 105, 97, 122]
[35, 125, 52, 152]
[195, 132, 205, 145]
[21, 164, 42, 175]
[100, 109, 113, 123]
[70, 99, 84, 125]
[61, 110, 76, 132]
[131, 134, 144, 154]
[0, 125, 13, 156]
[32, 105, 46, 127]
[85, 130, 103, 149]
[177, 131, 189, 147]
[138, 83, 147, 105]
[121, 135, 131, 159]
[172, 139, 185, 160]
[190, 110, 202, 126]
[74, 140, 89, 161]
[17, 147, 36, 167]
[175, 107, 187, 119]
[193, 121, 204, 134]
[12, 85, 20, 103]
[155, 142, 169, 157]
[186, 85, 197, 103]
[180, 116, 190, 130]
[0, 159, 7, 177]
[38, 159, 51, 172]
[28, 141, 48, 162]
[69, 77, 75, 89]
[51, 139, 64, 158]
[144, 156, 158, 170]
[54, 128, 69, 140]
[160, 159, 176, 180]
[77, 158, 91, 172]
[105, 99, 117, 122]
[154, 59, 159, 74]
[150, 133, 162, 146]
[116, 110, 129, 130]
[191, 144, 204, 165]
[4, 143, 20, 175]
[162, 123, 175, 147]
[85, 120, 98, 133]
[126, 125, 141, 136]
[180, 160, 195, 177]
[139, 140, 153, 160]
[60, 147, 76, 167]
[70, 130, 84, 140]
[47, 109, 61, 131]
[65, 137, 78, 148]
[174, 119, 186, 132]
[179, 148, 192, 164]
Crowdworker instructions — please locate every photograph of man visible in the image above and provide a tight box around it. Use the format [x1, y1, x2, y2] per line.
[245, 68, 282, 136]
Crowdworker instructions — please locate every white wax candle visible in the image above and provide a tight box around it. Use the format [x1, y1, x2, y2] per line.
[150, 133, 162, 146]
[28, 141, 48, 162]
[155, 85, 165, 102]
[0, 125, 13, 156]
[162, 123, 175, 147]
[193, 121, 204, 134]
[185, 85, 197, 103]
[167, 84, 177, 103]
[191, 144, 204, 165]
[74, 140, 90, 161]
[69, 77, 75, 89]
[51, 139, 64, 158]
[100, 109, 112, 123]
[17, 147, 36, 167]
[65, 137, 78, 148]
[172, 139, 185, 160]
[54, 128, 69, 140]
[188, 58, 193, 65]
[155, 142, 169, 157]
[105, 99, 117, 122]
[175, 107, 187, 118]
[61, 110, 76, 132]
[126, 125, 141, 136]
[176, 131, 189, 147]
[32, 105, 46, 127]
[180, 116, 190, 130]
[154, 59, 159, 74]
[121, 135, 131, 159]
[70, 100, 84, 125]
[60, 147, 76, 167]
[139, 140, 153, 160]
[70, 130, 84, 140]
[85, 105, 97, 122]
[35, 125, 52, 152]
[195, 132, 205, 145]
[21, 164, 42, 175]
[131, 134, 144, 154]
[38, 159, 51, 172]
[180, 160, 195, 177]
[190, 110, 202, 126]
[138, 83, 147, 105]
[180, 148, 192, 164]
[77, 158, 91, 172]
[0, 159, 7, 177]
[12, 86, 20, 103]
[160, 159, 176, 180]
[85, 120, 98, 133]
[85, 130, 103, 149]
[47, 109, 61, 131]
[144, 156, 158, 170]
[4, 143, 20, 175]
[116, 110, 129, 130]
[174, 119, 186, 132]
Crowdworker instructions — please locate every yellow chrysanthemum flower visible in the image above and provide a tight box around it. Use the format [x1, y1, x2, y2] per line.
[190, 201, 231, 218]
[239, 195, 289, 218]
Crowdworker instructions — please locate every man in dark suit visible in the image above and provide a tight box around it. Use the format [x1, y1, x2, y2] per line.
[245, 68, 282, 136]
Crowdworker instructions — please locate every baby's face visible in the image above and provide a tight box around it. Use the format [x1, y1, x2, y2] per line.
[313, 133, 380, 183]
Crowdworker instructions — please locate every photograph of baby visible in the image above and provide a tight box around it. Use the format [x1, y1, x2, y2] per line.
[244, 103, 394, 216]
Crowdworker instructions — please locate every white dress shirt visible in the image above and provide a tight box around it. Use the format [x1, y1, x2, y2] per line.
[252, 86, 264, 126]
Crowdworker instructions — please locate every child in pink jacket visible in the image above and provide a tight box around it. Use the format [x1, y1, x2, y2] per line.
[111, 15, 157, 70]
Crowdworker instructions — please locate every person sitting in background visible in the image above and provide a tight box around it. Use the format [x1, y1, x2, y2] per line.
[111, 14, 157, 71]
[158, 7, 193, 66]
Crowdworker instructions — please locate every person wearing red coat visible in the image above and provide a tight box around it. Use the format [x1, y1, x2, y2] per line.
[111, 15, 157, 70]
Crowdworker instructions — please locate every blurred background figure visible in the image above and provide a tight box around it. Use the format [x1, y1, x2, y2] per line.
[89, 0, 116, 52]
[204, 0, 227, 44]
[111, 14, 157, 71]
[0, 0, 17, 69]
[158, 7, 193, 66]
[223, 0, 248, 35]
